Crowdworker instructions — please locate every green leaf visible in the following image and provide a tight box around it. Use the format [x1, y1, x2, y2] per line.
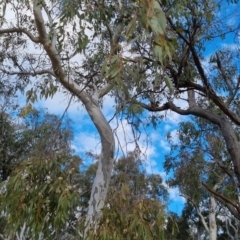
[20, 104, 33, 117]
[129, 103, 143, 114]
[125, 17, 136, 38]
[153, 44, 163, 65]
[153, 0, 161, 10]
[157, 10, 166, 34]
[109, 67, 121, 79]
[164, 76, 173, 94]
[148, 7, 166, 37]
[101, 59, 108, 75]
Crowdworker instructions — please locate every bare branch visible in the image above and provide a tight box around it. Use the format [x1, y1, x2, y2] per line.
[138, 100, 220, 125]
[216, 53, 234, 96]
[0, 67, 55, 77]
[99, 83, 113, 98]
[105, 23, 113, 46]
[168, 16, 240, 125]
[61, 49, 79, 61]
[0, 28, 40, 43]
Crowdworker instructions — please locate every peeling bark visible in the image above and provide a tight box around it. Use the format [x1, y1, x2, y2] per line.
[84, 102, 115, 229]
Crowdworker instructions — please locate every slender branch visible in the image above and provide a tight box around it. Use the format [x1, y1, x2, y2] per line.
[106, 23, 113, 47]
[61, 49, 79, 61]
[184, 194, 209, 233]
[167, 17, 190, 44]
[216, 161, 236, 188]
[225, 219, 234, 240]
[177, 47, 190, 77]
[0, 68, 55, 77]
[189, 40, 240, 125]
[0, 28, 40, 43]
[55, 94, 74, 131]
[216, 53, 233, 96]
[228, 218, 237, 235]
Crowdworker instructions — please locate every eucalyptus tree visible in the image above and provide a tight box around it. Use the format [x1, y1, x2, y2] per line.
[0, 109, 82, 239]
[165, 116, 240, 239]
[101, 0, 240, 220]
[0, 0, 168, 231]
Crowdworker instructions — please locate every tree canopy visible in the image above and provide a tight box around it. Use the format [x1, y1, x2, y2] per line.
[1, 0, 240, 239]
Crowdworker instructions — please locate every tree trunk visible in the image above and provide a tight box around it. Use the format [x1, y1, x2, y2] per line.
[209, 195, 217, 240]
[84, 100, 115, 230]
[32, 0, 116, 231]
[219, 117, 240, 185]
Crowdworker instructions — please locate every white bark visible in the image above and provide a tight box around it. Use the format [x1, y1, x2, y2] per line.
[84, 102, 115, 229]
[186, 192, 217, 240]
[209, 196, 217, 240]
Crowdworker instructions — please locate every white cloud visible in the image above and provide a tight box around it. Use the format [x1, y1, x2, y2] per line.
[164, 124, 171, 131]
[74, 132, 101, 154]
[160, 139, 170, 152]
[173, 91, 189, 109]
[168, 187, 185, 203]
[168, 129, 179, 145]
[159, 172, 185, 203]
[102, 95, 116, 117]
[35, 90, 84, 116]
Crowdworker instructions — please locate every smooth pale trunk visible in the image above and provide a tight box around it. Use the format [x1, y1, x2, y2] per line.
[209, 196, 217, 240]
[84, 102, 115, 231]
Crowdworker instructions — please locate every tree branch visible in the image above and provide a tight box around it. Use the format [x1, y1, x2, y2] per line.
[99, 83, 113, 98]
[168, 15, 240, 125]
[0, 28, 40, 43]
[202, 182, 240, 220]
[227, 76, 240, 106]
[184, 194, 209, 233]
[138, 101, 220, 125]
[189, 42, 240, 125]
[0, 67, 55, 77]
[216, 53, 233, 96]
[33, 0, 89, 104]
